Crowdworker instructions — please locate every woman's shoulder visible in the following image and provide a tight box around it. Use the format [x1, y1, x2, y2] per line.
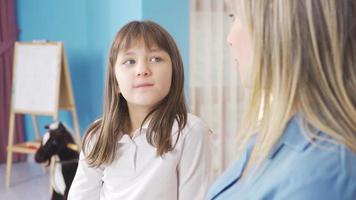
[278, 120, 356, 198]
[311, 141, 356, 181]
[289, 126, 356, 181]
[280, 115, 356, 176]
[279, 142, 356, 199]
[340, 144, 356, 179]
[288, 140, 356, 178]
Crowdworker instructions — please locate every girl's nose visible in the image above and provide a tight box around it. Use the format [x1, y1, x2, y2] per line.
[136, 62, 151, 77]
[137, 71, 149, 76]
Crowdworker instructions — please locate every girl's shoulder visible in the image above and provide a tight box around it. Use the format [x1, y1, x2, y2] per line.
[172, 113, 211, 142]
[81, 119, 102, 154]
[185, 113, 211, 134]
[186, 113, 207, 127]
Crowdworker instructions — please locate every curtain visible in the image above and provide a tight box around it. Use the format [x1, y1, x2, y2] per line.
[0, 0, 25, 163]
[190, 0, 244, 180]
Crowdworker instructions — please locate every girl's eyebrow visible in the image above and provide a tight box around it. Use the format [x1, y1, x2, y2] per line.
[148, 48, 164, 53]
[122, 51, 136, 56]
[120, 48, 164, 56]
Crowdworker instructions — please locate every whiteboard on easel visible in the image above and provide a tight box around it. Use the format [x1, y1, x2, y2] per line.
[12, 42, 62, 115]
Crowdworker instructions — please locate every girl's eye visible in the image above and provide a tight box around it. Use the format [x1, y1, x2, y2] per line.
[123, 59, 136, 65]
[150, 56, 162, 63]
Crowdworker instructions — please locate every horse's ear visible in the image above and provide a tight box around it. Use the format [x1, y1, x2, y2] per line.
[44, 125, 49, 129]
[58, 122, 66, 131]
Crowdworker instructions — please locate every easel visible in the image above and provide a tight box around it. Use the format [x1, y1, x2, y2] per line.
[5, 42, 81, 188]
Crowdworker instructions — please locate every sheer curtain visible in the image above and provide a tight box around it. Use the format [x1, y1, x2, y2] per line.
[190, 0, 244, 179]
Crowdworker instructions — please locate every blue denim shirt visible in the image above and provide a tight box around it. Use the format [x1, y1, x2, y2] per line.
[207, 116, 356, 200]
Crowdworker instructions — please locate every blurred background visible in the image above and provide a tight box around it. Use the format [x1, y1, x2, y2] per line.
[0, 0, 242, 199]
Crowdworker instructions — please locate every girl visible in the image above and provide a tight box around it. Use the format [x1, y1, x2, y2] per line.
[68, 21, 210, 200]
[208, 0, 356, 199]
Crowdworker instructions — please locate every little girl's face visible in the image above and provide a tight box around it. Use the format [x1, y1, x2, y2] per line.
[114, 41, 172, 110]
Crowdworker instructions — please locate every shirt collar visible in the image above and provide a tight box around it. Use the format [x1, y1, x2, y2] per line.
[268, 114, 311, 159]
[118, 120, 151, 144]
[141, 119, 150, 130]
[133, 119, 151, 135]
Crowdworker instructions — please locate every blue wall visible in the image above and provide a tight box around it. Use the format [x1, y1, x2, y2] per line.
[16, 0, 189, 140]
[142, 0, 190, 95]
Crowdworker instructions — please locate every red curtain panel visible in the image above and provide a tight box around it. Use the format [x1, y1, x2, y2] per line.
[0, 0, 25, 163]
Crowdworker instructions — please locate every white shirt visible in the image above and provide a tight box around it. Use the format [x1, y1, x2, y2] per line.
[68, 113, 211, 200]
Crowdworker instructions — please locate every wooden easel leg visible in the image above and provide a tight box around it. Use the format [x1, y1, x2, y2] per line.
[5, 150, 13, 188]
[5, 112, 15, 188]
[31, 114, 41, 140]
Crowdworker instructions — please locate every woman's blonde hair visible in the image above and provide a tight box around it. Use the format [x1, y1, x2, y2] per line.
[82, 21, 187, 167]
[235, 0, 356, 171]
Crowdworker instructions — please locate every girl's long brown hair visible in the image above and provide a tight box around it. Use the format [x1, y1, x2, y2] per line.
[82, 21, 187, 167]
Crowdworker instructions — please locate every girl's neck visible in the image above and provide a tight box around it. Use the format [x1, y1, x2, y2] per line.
[127, 104, 151, 136]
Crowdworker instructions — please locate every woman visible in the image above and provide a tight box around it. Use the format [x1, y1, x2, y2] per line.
[207, 0, 356, 199]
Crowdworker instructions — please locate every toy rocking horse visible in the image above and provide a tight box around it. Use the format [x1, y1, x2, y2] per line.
[35, 121, 79, 200]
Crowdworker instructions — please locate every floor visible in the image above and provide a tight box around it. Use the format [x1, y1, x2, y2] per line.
[0, 155, 51, 200]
